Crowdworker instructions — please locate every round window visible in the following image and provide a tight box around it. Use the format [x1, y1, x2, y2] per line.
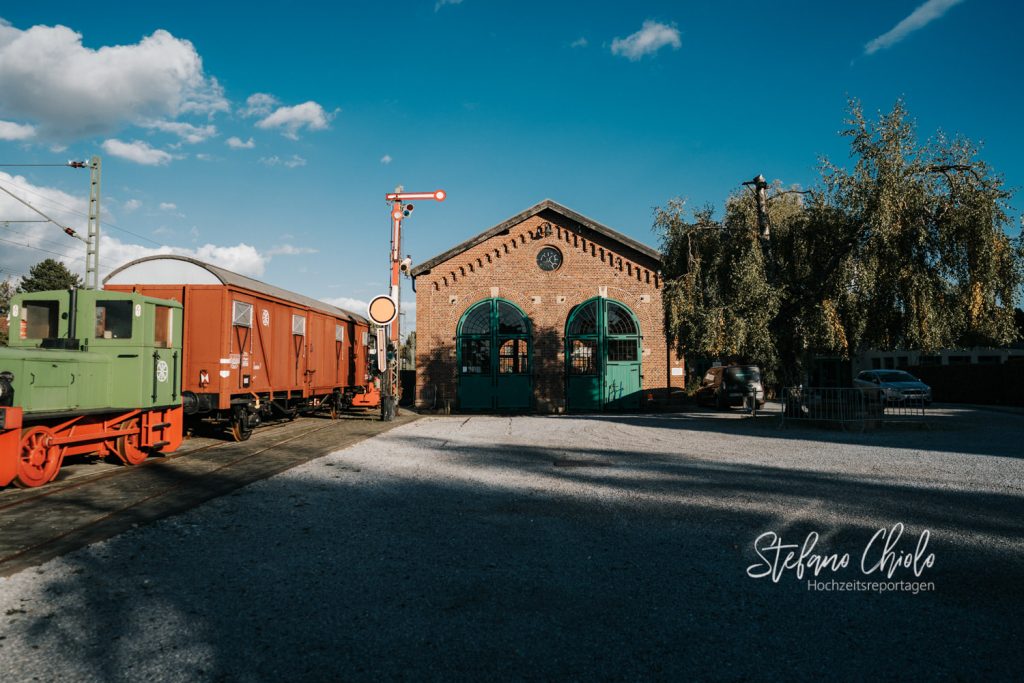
[536, 246, 562, 271]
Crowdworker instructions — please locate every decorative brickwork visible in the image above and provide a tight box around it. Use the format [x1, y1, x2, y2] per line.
[412, 201, 685, 412]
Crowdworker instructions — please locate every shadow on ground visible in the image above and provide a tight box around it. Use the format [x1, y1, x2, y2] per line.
[3, 424, 1022, 681]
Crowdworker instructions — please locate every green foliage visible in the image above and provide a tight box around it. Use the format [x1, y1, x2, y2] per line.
[400, 331, 416, 369]
[659, 100, 1024, 386]
[16, 259, 83, 293]
[0, 277, 14, 346]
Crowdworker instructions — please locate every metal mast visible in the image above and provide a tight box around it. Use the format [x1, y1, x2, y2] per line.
[376, 187, 446, 420]
[85, 155, 101, 289]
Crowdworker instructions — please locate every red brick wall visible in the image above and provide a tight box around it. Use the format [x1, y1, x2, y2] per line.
[414, 208, 685, 411]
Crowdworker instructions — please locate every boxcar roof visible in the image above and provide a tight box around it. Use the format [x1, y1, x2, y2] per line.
[104, 255, 367, 323]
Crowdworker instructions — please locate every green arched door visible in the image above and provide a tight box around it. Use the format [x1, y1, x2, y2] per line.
[457, 299, 532, 411]
[565, 298, 642, 411]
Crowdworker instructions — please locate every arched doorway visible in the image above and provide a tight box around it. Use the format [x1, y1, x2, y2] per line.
[457, 299, 532, 411]
[565, 298, 642, 411]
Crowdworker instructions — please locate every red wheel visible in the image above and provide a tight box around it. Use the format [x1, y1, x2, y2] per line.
[15, 427, 61, 488]
[115, 419, 148, 466]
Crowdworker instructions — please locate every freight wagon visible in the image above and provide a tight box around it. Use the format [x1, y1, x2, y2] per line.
[1, 288, 184, 487]
[105, 256, 379, 440]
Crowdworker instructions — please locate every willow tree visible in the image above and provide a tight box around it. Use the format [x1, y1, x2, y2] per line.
[659, 100, 1024, 386]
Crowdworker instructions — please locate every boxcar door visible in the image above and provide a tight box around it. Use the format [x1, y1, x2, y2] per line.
[253, 304, 272, 390]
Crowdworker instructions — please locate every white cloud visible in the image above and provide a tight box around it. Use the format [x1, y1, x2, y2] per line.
[139, 119, 216, 144]
[321, 296, 369, 314]
[380, 154, 392, 165]
[122, 199, 142, 212]
[267, 244, 317, 256]
[435, 0, 463, 10]
[0, 119, 35, 140]
[0, 172, 278, 281]
[864, 0, 965, 55]
[240, 92, 278, 118]
[611, 20, 681, 61]
[0, 20, 227, 141]
[259, 154, 306, 169]
[570, 37, 588, 48]
[0, 171, 88, 275]
[101, 139, 174, 165]
[256, 101, 333, 139]
[226, 136, 255, 149]
[159, 202, 177, 211]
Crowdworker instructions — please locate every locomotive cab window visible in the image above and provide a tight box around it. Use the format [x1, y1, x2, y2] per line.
[95, 300, 133, 340]
[154, 305, 173, 348]
[22, 300, 60, 339]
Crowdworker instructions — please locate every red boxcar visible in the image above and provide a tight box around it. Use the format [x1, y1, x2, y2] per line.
[105, 256, 379, 439]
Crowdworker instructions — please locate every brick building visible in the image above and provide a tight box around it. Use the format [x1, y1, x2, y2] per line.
[410, 199, 685, 412]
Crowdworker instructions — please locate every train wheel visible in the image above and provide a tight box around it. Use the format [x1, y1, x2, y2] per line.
[115, 419, 148, 466]
[230, 417, 253, 442]
[15, 427, 61, 488]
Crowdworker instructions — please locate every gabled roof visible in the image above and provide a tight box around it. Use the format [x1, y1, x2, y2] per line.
[104, 255, 367, 323]
[410, 199, 661, 276]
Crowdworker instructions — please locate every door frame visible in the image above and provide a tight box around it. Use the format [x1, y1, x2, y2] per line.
[456, 298, 533, 412]
[564, 297, 642, 411]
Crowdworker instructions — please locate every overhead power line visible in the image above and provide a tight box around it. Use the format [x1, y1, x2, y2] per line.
[0, 181, 87, 244]
[0, 176, 162, 247]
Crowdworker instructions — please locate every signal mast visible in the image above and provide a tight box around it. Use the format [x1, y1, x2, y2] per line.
[369, 187, 446, 420]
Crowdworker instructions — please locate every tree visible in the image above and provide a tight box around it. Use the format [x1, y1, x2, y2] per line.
[16, 259, 83, 293]
[400, 331, 416, 369]
[659, 100, 1024, 387]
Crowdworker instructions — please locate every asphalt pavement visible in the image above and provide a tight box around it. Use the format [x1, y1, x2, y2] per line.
[1, 407, 1021, 681]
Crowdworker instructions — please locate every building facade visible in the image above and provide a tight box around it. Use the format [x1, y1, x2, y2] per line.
[411, 200, 685, 412]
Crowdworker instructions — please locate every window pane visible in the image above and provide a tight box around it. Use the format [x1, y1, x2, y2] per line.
[23, 301, 59, 339]
[607, 339, 637, 362]
[292, 314, 306, 336]
[335, 324, 345, 342]
[95, 300, 133, 339]
[567, 301, 598, 336]
[606, 302, 637, 335]
[498, 338, 528, 374]
[232, 301, 253, 327]
[154, 306, 172, 348]
[570, 339, 597, 374]
[461, 302, 491, 335]
[497, 302, 527, 334]
[460, 339, 490, 374]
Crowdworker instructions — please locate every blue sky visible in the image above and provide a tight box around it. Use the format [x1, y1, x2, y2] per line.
[1, 1, 1021, 324]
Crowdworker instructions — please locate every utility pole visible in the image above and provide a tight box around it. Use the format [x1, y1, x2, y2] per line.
[743, 174, 770, 241]
[84, 155, 101, 290]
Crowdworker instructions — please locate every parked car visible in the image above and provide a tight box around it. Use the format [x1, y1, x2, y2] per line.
[695, 365, 765, 409]
[853, 370, 932, 405]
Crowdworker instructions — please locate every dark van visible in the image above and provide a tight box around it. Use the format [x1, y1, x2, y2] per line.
[695, 365, 765, 409]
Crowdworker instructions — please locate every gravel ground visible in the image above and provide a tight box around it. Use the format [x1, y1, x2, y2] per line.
[1, 408, 1022, 681]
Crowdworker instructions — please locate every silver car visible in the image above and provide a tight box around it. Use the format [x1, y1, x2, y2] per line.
[853, 370, 932, 405]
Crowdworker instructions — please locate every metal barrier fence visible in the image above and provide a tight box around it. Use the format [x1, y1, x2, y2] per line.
[779, 387, 927, 430]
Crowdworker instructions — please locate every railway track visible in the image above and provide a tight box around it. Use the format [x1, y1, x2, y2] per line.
[0, 411, 416, 577]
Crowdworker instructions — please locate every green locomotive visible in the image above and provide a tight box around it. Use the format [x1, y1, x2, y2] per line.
[0, 288, 184, 487]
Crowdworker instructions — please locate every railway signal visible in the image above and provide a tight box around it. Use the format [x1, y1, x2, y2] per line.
[377, 186, 446, 421]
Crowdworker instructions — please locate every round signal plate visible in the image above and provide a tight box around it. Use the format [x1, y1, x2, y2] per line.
[367, 295, 398, 325]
